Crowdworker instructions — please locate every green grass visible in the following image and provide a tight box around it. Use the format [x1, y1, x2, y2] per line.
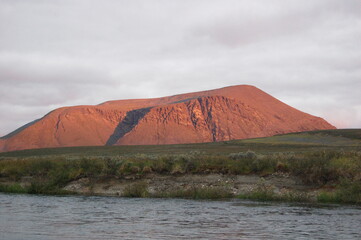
[0, 150, 360, 201]
[237, 179, 312, 202]
[302, 129, 361, 140]
[1, 150, 360, 186]
[244, 134, 358, 146]
[0, 183, 27, 194]
[317, 180, 361, 204]
[152, 186, 234, 199]
[0, 182, 72, 195]
[0, 129, 360, 201]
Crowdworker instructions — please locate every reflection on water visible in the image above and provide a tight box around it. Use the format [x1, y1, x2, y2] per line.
[1, 193, 361, 240]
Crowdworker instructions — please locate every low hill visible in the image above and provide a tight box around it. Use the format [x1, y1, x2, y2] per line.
[0, 85, 335, 152]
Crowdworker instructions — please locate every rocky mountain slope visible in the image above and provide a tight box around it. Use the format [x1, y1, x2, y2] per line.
[0, 85, 335, 152]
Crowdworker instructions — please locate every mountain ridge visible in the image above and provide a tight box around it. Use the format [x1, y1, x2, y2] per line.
[0, 85, 335, 152]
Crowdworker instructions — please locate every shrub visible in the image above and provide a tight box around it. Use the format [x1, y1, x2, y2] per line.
[149, 157, 172, 173]
[122, 181, 149, 198]
[142, 166, 152, 174]
[102, 158, 123, 176]
[229, 150, 257, 160]
[288, 154, 337, 185]
[317, 180, 361, 204]
[28, 159, 56, 177]
[170, 163, 186, 175]
[79, 158, 103, 177]
[330, 155, 361, 180]
[335, 180, 361, 204]
[237, 178, 275, 201]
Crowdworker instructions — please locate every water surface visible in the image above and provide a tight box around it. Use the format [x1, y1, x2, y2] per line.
[1, 193, 360, 239]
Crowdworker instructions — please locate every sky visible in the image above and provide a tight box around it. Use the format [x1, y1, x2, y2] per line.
[0, 0, 360, 136]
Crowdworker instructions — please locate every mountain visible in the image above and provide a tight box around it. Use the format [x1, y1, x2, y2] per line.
[0, 85, 335, 152]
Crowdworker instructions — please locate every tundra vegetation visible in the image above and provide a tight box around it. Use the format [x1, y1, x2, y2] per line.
[0, 129, 360, 204]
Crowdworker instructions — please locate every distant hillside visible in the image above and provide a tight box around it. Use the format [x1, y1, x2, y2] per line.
[0, 85, 335, 152]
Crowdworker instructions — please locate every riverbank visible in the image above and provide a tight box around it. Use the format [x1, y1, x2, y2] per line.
[1, 172, 360, 204]
[0, 173, 312, 197]
[0, 149, 360, 204]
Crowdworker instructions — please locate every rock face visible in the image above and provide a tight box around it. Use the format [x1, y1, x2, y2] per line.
[0, 85, 335, 152]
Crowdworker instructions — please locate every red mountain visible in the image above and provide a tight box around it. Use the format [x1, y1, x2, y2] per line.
[0, 85, 335, 152]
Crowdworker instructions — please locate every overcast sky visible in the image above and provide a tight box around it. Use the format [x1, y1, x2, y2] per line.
[0, 0, 360, 136]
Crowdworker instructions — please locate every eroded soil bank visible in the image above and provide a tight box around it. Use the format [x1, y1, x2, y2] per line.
[0, 173, 323, 201]
[63, 173, 314, 196]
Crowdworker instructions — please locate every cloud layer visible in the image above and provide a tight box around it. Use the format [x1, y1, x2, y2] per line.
[0, 0, 360, 136]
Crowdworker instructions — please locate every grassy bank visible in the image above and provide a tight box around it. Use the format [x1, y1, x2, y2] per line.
[1, 129, 360, 203]
[0, 183, 72, 195]
[2, 150, 361, 182]
[1, 150, 360, 204]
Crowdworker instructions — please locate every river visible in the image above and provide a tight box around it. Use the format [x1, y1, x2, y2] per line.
[1, 193, 360, 239]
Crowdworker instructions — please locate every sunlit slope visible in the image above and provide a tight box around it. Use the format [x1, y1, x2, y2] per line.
[0, 85, 334, 152]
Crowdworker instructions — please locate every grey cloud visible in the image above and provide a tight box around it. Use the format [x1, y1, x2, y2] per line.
[0, 53, 115, 107]
[189, 1, 335, 48]
[0, 0, 360, 136]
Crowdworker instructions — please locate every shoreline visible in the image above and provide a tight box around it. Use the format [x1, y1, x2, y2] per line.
[0, 173, 340, 204]
[1, 149, 360, 204]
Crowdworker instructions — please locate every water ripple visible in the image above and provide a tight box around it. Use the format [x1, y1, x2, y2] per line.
[1, 193, 361, 240]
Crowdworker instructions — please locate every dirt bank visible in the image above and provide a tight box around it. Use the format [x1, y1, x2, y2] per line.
[60, 173, 319, 198]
